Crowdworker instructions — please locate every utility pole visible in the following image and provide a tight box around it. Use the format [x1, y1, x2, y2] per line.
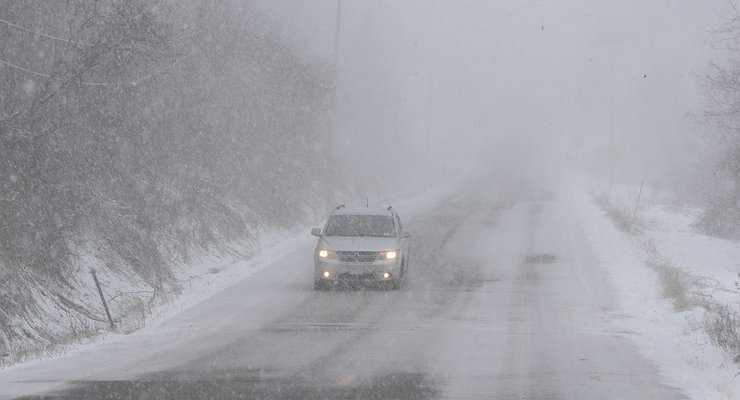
[328, 0, 342, 162]
[425, 73, 433, 169]
[323, 0, 342, 209]
[333, 0, 342, 71]
[607, 39, 615, 198]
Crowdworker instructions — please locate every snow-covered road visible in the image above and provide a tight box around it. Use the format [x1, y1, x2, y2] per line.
[0, 184, 688, 399]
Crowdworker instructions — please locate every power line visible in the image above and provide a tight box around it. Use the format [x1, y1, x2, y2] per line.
[0, 53, 192, 86]
[0, 57, 49, 78]
[0, 16, 80, 45]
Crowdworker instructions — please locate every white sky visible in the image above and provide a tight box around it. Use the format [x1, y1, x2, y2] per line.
[254, 0, 728, 187]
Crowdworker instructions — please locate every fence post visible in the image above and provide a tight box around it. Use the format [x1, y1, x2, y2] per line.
[90, 269, 115, 330]
[633, 181, 645, 218]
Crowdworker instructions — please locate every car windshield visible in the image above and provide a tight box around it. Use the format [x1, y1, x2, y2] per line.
[324, 215, 396, 237]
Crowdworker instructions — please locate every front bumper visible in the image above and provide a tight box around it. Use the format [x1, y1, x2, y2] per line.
[314, 257, 401, 282]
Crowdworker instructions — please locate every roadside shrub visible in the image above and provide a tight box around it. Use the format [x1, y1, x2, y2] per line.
[696, 199, 740, 239]
[704, 304, 740, 362]
[595, 194, 641, 234]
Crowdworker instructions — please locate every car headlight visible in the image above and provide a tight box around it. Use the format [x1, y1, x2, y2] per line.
[318, 249, 334, 258]
[381, 250, 397, 260]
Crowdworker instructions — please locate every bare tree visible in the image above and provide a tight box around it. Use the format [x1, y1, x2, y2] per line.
[698, 2, 740, 236]
[0, 0, 335, 360]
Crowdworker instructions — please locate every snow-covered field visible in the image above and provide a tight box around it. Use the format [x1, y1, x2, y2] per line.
[574, 179, 740, 399]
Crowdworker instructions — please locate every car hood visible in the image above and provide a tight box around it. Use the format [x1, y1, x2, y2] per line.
[320, 236, 399, 252]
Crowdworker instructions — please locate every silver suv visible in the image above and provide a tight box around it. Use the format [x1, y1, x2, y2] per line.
[311, 205, 411, 290]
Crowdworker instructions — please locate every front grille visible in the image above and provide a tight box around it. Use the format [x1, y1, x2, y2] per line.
[336, 251, 378, 263]
[337, 272, 376, 280]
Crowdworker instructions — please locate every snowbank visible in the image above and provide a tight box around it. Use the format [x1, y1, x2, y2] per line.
[571, 178, 740, 399]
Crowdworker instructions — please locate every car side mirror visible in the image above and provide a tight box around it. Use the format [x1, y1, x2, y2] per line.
[311, 227, 322, 237]
[402, 230, 411, 238]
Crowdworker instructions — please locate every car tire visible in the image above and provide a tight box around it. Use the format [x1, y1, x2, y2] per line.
[398, 257, 409, 286]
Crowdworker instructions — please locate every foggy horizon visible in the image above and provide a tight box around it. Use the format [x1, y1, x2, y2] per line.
[258, 0, 727, 196]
